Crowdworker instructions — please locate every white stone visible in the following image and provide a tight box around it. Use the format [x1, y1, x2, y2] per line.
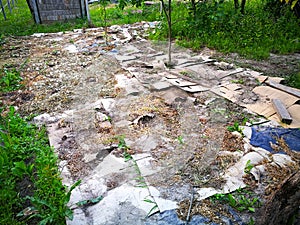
[197, 187, 221, 200]
[64, 44, 78, 53]
[87, 184, 153, 224]
[148, 186, 178, 212]
[101, 98, 115, 112]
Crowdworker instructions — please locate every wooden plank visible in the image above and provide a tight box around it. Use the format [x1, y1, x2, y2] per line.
[267, 80, 300, 98]
[272, 99, 292, 125]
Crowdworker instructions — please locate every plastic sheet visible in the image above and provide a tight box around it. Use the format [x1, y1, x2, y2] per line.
[250, 127, 300, 152]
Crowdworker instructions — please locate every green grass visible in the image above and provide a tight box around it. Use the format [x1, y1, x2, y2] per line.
[1, 0, 299, 61]
[0, 0, 160, 36]
[210, 188, 261, 213]
[0, 65, 79, 224]
[152, 0, 300, 60]
[0, 107, 79, 224]
[89, 3, 161, 27]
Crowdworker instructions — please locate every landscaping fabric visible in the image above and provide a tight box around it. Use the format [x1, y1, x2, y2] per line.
[250, 127, 300, 152]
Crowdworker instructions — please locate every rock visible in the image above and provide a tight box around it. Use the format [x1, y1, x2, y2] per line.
[115, 54, 137, 62]
[151, 80, 173, 91]
[86, 184, 153, 225]
[33, 113, 59, 125]
[131, 135, 158, 152]
[64, 44, 78, 53]
[101, 98, 115, 112]
[95, 112, 109, 122]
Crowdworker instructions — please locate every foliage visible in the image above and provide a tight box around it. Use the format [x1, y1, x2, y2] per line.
[284, 72, 300, 89]
[244, 160, 254, 174]
[152, 0, 300, 59]
[89, 3, 160, 28]
[0, 107, 79, 224]
[227, 120, 245, 134]
[0, 68, 23, 92]
[210, 188, 261, 213]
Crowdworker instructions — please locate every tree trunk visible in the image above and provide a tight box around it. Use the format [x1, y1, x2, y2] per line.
[234, 0, 239, 10]
[167, 0, 172, 66]
[240, 0, 246, 14]
[160, 0, 172, 67]
[256, 170, 300, 225]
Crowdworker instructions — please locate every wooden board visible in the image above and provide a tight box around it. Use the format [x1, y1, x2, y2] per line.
[272, 99, 292, 125]
[269, 104, 300, 128]
[267, 80, 300, 98]
[241, 86, 299, 118]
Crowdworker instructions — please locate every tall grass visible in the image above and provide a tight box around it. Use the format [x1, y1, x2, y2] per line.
[152, 0, 300, 59]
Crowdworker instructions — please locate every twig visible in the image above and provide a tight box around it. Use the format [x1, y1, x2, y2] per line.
[185, 186, 194, 225]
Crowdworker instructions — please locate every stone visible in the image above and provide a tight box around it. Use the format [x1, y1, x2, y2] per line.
[166, 78, 198, 87]
[151, 80, 173, 91]
[86, 184, 153, 225]
[64, 44, 78, 53]
[181, 85, 210, 93]
[115, 54, 137, 62]
[101, 98, 115, 112]
[148, 186, 178, 212]
[197, 187, 220, 200]
[131, 135, 159, 152]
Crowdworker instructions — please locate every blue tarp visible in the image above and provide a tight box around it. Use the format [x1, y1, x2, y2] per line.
[250, 127, 300, 152]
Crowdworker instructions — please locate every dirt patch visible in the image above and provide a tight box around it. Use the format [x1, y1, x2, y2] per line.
[215, 52, 300, 78]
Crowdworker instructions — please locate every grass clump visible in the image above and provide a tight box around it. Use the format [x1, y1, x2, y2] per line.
[0, 107, 79, 224]
[0, 67, 23, 92]
[210, 188, 261, 213]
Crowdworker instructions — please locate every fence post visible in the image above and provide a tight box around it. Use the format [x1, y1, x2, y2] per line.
[0, 0, 6, 20]
[32, 0, 40, 24]
[7, 0, 12, 13]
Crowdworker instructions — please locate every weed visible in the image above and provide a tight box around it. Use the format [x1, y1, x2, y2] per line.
[0, 68, 23, 92]
[0, 107, 79, 224]
[227, 118, 248, 134]
[144, 198, 158, 216]
[76, 195, 103, 207]
[248, 217, 255, 225]
[231, 79, 244, 84]
[244, 160, 254, 174]
[210, 188, 261, 213]
[177, 135, 184, 144]
[179, 71, 189, 76]
[227, 121, 243, 133]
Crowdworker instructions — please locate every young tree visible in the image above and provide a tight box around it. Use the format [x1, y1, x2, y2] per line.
[160, 0, 173, 67]
[99, 0, 110, 45]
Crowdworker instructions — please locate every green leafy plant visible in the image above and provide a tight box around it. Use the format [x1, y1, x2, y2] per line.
[244, 160, 254, 174]
[177, 135, 184, 144]
[0, 68, 23, 92]
[0, 107, 79, 224]
[76, 195, 103, 207]
[210, 188, 261, 213]
[227, 121, 243, 133]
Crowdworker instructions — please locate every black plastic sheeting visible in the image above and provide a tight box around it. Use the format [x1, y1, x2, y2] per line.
[250, 127, 300, 152]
